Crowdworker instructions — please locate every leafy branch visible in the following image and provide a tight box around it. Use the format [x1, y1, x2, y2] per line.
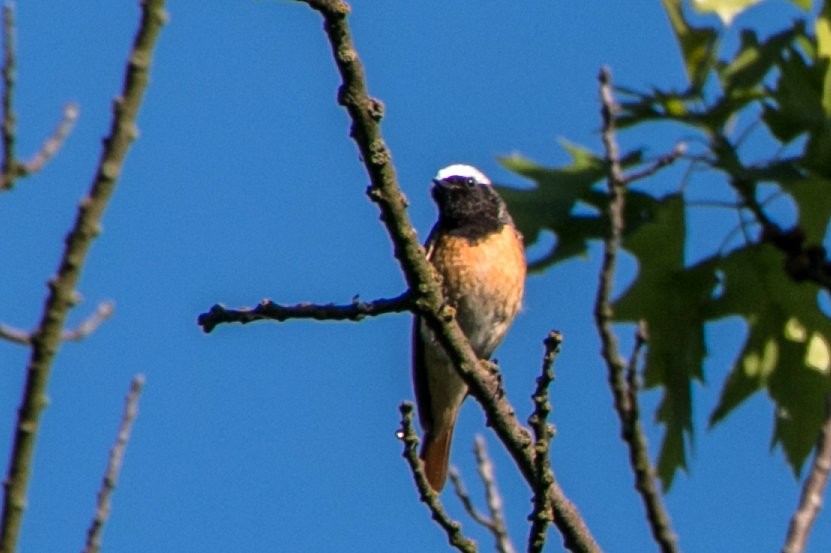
[595, 67, 680, 553]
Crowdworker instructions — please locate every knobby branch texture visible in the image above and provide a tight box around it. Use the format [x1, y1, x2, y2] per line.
[294, 2, 601, 551]
[399, 404, 478, 553]
[595, 67, 680, 553]
[527, 331, 561, 553]
[0, 3, 167, 553]
[197, 293, 411, 333]
[82, 375, 146, 553]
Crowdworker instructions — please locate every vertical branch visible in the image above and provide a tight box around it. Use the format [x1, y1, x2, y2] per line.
[594, 66, 680, 553]
[473, 436, 516, 553]
[527, 331, 561, 553]
[1, 1, 16, 188]
[0, 3, 167, 552]
[782, 394, 831, 553]
[82, 375, 146, 553]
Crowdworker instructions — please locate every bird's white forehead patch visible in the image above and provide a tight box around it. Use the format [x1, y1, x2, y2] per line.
[435, 164, 491, 185]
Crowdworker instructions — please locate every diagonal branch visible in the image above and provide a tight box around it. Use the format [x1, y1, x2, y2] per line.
[399, 403, 478, 553]
[197, 292, 411, 333]
[782, 394, 831, 553]
[82, 375, 145, 553]
[0, 3, 167, 552]
[296, 2, 601, 551]
[595, 66, 680, 553]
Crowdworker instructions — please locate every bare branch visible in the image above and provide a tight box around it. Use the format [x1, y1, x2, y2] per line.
[0, 301, 114, 345]
[197, 292, 411, 333]
[448, 437, 517, 553]
[292, 3, 601, 551]
[0, 3, 167, 551]
[782, 394, 831, 553]
[63, 301, 115, 342]
[398, 403, 478, 553]
[594, 66, 680, 553]
[0, 2, 78, 190]
[0, 322, 28, 345]
[1, 1, 17, 190]
[473, 436, 516, 553]
[527, 331, 561, 553]
[622, 143, 686, 185]
[19, 103, 79, 176]
[82, 375, 145, 553]
[448, 468, 493, 529]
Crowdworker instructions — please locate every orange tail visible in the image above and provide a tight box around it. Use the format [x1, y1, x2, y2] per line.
[420, 428, 454, 492]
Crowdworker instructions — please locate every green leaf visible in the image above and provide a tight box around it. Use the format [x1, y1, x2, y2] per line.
[781, 175, 831, 243]
[817, 1, 831, 114]
[705, 245, 831, 475]
[789, 0, 812, 10]
[661, 0, 720, 87]
[718, 24, 802, 93]
[763, 47, 825, 143]
[692, 0, 760, 25]
[614, 194, 717, 488]
[496, 144, 656, 271]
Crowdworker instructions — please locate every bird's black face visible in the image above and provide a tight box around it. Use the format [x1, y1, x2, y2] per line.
[431, 175, 507, 238]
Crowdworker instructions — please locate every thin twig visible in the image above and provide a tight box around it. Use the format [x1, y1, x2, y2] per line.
[0, 301, 114, 345]
[527, 331, 561, 553]
[197, 292, 411, 333]
[398, 403, 478, 553]
[782, 394, 831, 553]
[295, 3, 601, 551]
[448, 438, 517, 553]
[473, 436, 516, 553]
[82, 375, 145, 553]
[0, 3, 167, 552]
[622, 143, 686, 185]
[19, 103, 79, 176]
[448, 468, 494, 529]
[595, 66, 680, 553]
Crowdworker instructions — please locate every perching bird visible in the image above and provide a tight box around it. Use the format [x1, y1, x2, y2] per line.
[412, 164, 526, 491]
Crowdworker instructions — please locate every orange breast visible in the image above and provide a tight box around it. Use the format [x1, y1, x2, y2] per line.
[428, 225, 526, 358]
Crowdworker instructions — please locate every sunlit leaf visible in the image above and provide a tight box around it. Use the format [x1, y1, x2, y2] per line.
[661, 0, 720, 87]
[705, 245, 831, 475]
[693, 0, 760, 25]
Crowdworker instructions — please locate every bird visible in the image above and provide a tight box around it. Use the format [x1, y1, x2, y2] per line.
[412, 163, 526, 492]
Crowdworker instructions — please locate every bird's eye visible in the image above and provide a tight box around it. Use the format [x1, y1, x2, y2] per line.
[465, 177, 476, 187]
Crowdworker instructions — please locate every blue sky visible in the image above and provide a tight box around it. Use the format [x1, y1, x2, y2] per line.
[1, 1, 828, 552]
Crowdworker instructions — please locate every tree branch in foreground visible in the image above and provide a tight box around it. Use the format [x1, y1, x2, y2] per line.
[398, 403, 477, 553]
[82, 375, 145, 553]
[293, 2, 600, 551]
[782, 394, 831, 553]
[595, 66, 680, 553]
[197, 292, 411, 333]
[0, 3, 167, 552]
